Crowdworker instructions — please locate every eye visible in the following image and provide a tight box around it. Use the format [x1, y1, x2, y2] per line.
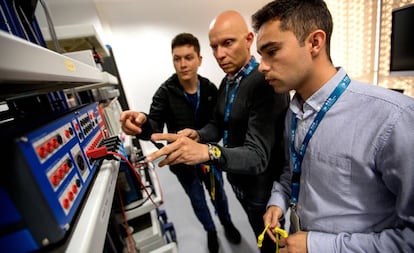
[185, 55, 194, 61]
[223, 39, 234, 47]
[266, 47, 278, 57]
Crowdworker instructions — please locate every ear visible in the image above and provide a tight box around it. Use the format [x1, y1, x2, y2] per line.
[198, 55, 203, 66]
[246, 31, 254, 47]
[308, 29, 326, 56]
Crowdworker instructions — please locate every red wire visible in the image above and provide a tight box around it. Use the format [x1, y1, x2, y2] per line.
[144, 162, 164, 205]
[87, 146, 162, 252]
[116, 184, 135, 253]
[108, 151, 159, 207]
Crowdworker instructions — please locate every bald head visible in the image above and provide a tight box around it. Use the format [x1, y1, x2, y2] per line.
[208, 10, 254, 75]
[209, 10, 249, 35]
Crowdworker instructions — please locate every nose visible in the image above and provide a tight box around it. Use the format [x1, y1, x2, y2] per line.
[214, 46, 226, 60]
[258, 60, 269, 73]
[179, 59, 187, 68]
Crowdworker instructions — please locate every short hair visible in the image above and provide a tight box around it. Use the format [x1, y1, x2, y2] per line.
[252, 0, 333, 60]
[171, 33, 201, 56]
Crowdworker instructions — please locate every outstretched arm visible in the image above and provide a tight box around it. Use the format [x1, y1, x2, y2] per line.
[119, 110, 147, 135]
[145, 133, 210, 166]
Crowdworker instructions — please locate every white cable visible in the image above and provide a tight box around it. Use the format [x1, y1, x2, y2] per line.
[39, 0, 62, 53]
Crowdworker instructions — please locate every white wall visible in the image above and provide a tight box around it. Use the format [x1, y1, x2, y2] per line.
[37, 0, 272, 112]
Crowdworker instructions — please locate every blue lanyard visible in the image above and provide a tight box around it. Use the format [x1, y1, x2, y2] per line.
[223, 58, 258, 146]
[183, 80, 200, 118]
[290, 75, 350, 204]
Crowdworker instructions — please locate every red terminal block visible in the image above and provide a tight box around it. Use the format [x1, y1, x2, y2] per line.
[86, 146, 109, 159]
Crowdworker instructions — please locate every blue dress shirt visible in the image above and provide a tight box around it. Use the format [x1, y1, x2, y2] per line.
[268, 68, 414, 252]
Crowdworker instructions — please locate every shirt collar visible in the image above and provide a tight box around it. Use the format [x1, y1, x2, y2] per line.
[291, 67, 347, 119]
[226, 56, 257, 82]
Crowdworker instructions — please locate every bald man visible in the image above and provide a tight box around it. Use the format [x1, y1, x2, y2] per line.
[147, 11, 290, 252]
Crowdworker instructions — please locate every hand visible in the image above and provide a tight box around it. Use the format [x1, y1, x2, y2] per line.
[177, 128, 200, 142]
[278, 231, 308, 253]
[119, 110, 147, 135]
[145, 133, 210, 166]
[263, 205, 284, 242]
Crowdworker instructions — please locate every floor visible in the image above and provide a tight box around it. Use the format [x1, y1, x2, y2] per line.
[156, 167, 260, 253]
[141, 141, 260, 253]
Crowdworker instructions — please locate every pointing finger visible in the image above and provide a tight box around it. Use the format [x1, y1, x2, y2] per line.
[151, 133, 180, 142]
[145, 140, 181, 164]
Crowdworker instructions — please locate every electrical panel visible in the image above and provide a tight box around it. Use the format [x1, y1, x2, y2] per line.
[0, 103, 105, 252]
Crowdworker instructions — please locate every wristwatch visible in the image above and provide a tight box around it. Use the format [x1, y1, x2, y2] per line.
[207, 143, 221, 161]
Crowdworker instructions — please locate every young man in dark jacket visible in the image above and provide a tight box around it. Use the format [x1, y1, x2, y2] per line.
[119, 33, 240, 253]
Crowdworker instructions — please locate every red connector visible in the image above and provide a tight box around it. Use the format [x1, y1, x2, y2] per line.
[86, 146, 109, 159]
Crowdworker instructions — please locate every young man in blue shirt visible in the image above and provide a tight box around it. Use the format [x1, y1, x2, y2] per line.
[252, 1, 414, 252]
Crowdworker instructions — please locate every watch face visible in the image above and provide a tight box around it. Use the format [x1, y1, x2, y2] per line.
[212, 146, 221, 158]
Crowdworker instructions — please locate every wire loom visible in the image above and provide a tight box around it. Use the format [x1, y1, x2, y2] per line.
[86, 135, 160, 253]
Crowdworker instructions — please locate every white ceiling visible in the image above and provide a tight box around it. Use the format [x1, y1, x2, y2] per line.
[37, 0, 273, 111]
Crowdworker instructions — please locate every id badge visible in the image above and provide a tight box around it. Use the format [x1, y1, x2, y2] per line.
[290, 204, 301, 233]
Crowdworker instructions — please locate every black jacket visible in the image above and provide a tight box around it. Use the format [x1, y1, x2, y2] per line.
[198, 66, 290, 199]
[140, 74, 218, 181]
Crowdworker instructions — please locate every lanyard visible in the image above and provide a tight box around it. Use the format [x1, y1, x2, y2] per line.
[290, 75, 350, 204]
[223, 58, 258, 146]
[183, 80, 200, 118]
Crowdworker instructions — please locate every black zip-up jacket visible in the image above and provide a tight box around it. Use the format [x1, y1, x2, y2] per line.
[198, 66, 290, 199]
[140, 74, 218, 180]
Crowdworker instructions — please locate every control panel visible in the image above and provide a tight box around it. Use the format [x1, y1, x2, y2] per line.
[0, 103, 106, 252]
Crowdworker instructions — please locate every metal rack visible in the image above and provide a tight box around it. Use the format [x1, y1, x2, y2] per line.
[0, 30, 117, 99]
[0, 29, 177, 253]
[0, 30, 119, 252]
[112, 138, 177, 253]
